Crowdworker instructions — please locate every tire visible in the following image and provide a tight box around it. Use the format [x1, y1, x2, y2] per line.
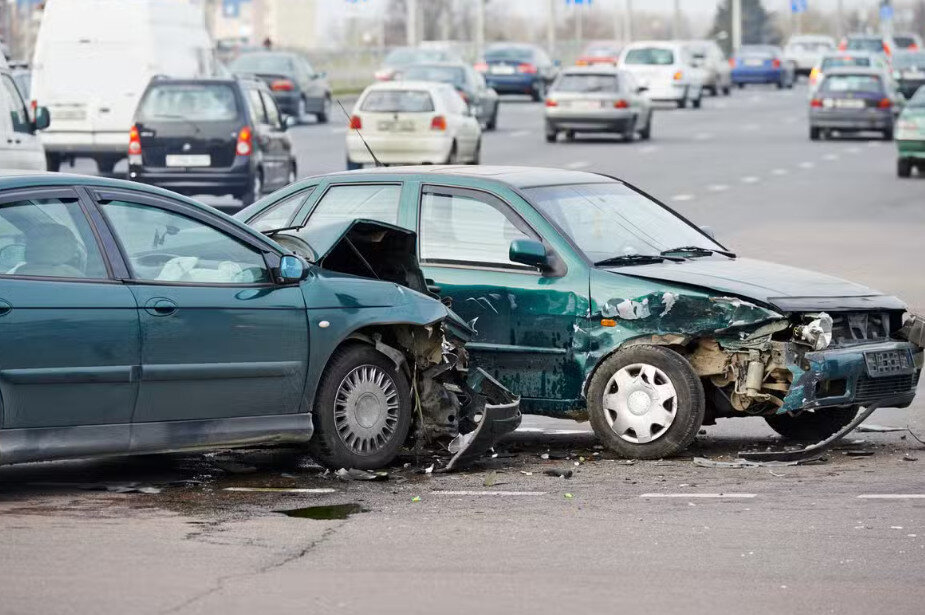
[564, 130, 576, 142]
[468, 138, 481, 164]
[777, 79, 784, 89]
[96, 155, 118, 175]
[444, 141, 459, 164]
[45, 152, 61, 172]
[764, 406, 859, 442]
[545, 128, 557, 143]
[296, 97, 309, 124]
[737, 83, 745, 89]
[722, 85, 731, 96]
[308, 344, 413, 470]
[810, 126, 821, 141]
[622, 117, 636, 142]
[531, 80, 546, 102]
[317, 96, 331, 124]
[587, 345, 705, 459]
[240, 169, 262, 206]
[707, 85, 717, 97]
[898, 158, 912, 178]
[677, 98, 687, 109]
[287, 161, 297, 185]
[486, 103, 498, 131]
[883, 128, 894, 141]
[638, 113, 652, 141]
[692, 96, 702, 109]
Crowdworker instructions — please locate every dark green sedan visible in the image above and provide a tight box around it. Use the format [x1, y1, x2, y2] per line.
[0, 172, 519, 469]
[239, 166, 925, 459]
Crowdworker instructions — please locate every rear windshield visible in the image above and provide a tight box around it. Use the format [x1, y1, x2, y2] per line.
[138, 84, 239, 122]
[583, 44, 620, 57]
[360, 90, 435, 113]
[230, 54, 294, 74]
[894, 53, 925, 69]
[821, 56, 871, 70]
[846, 38, 884, 53]
[894, 36, 917, 48]
[788, 41, 833, 52]
[554, 74, 619, 93]
[398, 65, 466, 88]
[484, 47, 534, 63]
[384, 48, 453, 67]
[623, 48, 674, 65]
[739, 47, 777, 58]
[820, 74, 883, 94]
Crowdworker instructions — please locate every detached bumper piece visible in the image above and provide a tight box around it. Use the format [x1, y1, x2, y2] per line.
[445, 369, 521, 471]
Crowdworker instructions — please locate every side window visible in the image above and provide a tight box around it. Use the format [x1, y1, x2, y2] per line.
[246, 88, 268, 125]
[302, 58, 316, 77]
[1, 76, 30, 134]
[0, 197, 107, 279]
[101, 201, 270, 284]
[260, 91, 282, 128]
[419, 188, 532, 268]
[249, 187, 315, 232]
[306, 184, 401, 226]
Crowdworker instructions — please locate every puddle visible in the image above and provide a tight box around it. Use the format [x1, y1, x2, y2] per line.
[276, 503, 368, 520]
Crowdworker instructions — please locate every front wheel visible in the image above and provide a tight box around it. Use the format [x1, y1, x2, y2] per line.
[587, 345, 705, 459]
[317, 96, 331, 124]
[692, 96, 702, 109]
[308, 344, 413, 470]
[764, 406, 859, 442]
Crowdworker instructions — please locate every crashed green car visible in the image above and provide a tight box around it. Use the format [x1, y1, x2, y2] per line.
[239, 166, 925, 459]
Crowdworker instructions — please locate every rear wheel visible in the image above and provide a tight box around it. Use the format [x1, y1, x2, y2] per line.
[445, 141, 460, 164]
[638, 113, 652, 140]
[531, 80, 546, 102]
[810, 126, 821, 141]
[486, 106, 498, 131]
[692, 96, 702, 109]
[545, 128, 557, 143]
[722, 85, 731, 96]
[96, 155, 119, 175]
[737, 82, 745, 89]
[677, 98, 687, 109]
[240, 169, 262, 206]
[764, 406, 859, 442]
[316, 96, 331, 124]
[45, 152, 61, 172]
[898, 158, 912, 178]
[622, 117, 636, 142]
[883, 128, 894, 141]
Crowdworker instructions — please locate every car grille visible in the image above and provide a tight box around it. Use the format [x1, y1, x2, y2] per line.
[854, 372, 920, 403]
[830, 312, 891, 346]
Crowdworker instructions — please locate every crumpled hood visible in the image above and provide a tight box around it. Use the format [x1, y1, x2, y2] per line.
[613, 257, 906, 313]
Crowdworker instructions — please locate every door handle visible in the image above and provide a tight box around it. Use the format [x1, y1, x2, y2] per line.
[0, 299, 12, 316]
[144, 298, 178, 316]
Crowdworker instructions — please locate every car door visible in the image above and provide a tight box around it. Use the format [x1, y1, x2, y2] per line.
[244, 86, 281, 187]
[0, 86, 19, 169]
[0, 74, 44, 170]
[0, 188, 138, 462]
[416, 184, 587, 406]
[258, 89, 292, 189]
[92, 188, 309, 425]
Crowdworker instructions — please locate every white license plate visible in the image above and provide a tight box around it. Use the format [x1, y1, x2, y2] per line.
[165, 154, 211, 167]
[568, 100, 603, 110]
[377, 120, 415, 132]
[745, 58, 765, 67]
[490, 65, 516, 75]
[833, 99, 865, 109]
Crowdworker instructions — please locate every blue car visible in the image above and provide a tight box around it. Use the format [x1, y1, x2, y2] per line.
[476, 43, 558, 101]
[731, 45, 795, 89]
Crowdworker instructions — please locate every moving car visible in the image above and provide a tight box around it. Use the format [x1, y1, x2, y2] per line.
[228, 51, 332, 124]
[894, 33, 923, 52]
[374, 46, 461, 82]
[128, 77, 296, 206]
[576, 41, 623, 67]
[730, 45, 795, 89]
[30, 0, 217, 174]
[544, 66, 652, 142]
[896, 87, 925, 177]
[0, 172, 519, 469]
[687, 39, 731, 96]
[240, 166, 924, 459]
[618, 41, 704, 108]
[808, 51, 890, 92]
[476, 43, 558, 101]
[784, 34, 836, 76]
[0, 64, 49, 170]
[346, 81, 481, 169]
[395, 62, 500, 130]
[892, 51, 925, 99]
[838, 34, 897, 58]
[810, 68, 900, 140]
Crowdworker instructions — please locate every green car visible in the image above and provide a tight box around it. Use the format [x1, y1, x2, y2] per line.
[0, 172, 519, 469]
[239, 166, 925, 459]
[897, 86, 925, 177]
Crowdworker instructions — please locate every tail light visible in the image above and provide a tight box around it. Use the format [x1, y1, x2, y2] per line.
[614, 99, 629, 109]
[810, 98, 823, 108]
[910, 43, 920, 51]
[236, 126, 253, 156]
[878, 97, 892, 109]
[270, 79, 294, 92]
[128, 125, 142, 160]
[374, 68, 395, 81]
[729, 58, 736, 67]
[838, 39, 847, 51]
[430, 115, 447, 131]
[673, 70, 683, 81]
[474, 62, 488, 72]
[576, 58, 589, 66]
[518, 63, 538, 74]
[544, 98, 558, 107]
[772, 59, 781, 69]
[809, 67, 820, 84]
[349, 115, 362, 130]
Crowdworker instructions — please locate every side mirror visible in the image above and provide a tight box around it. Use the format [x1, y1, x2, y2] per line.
[700, 225, 717, 240]
[277, 254, 307, 283]
[636, 86, 649, 94]
[282, 115, 297, 129]
[509, 238, 549, 270]
[33, 106, 50, 131]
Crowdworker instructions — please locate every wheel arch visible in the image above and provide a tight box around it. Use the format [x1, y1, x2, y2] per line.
[582, 333, 694, 401]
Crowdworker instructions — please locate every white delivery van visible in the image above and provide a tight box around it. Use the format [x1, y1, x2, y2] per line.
[30, 0, 217, 173]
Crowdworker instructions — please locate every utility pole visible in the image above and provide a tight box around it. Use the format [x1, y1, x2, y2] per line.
[407, 0, 418, 46]
[672, 0, 682, 39]
[731, 0, 742, 53]
[575, 1, 583, 46]
[624, 0, 633, 42]
[836, 0, 844, 39]
[547, 0, 556, 56]
[475, 0, 485, 61]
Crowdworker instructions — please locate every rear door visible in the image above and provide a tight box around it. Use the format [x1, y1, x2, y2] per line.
[245, 85, 285, 187]
[258, 89, 292, 189]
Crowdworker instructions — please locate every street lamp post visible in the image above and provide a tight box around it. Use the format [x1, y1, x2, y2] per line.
[731, 0, 742, 53]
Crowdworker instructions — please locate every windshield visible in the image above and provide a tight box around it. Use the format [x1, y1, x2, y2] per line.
[846, 38, 884, 53]
[554, 73, 619, 93]
[739, 46, 777, 59]
[138, 84, 239, 122]
[820, 74, 883, 94]
[384, 48, 452, 67]
[398, 65, 466, 88]
[788, 41, 833, 52]
[822, 56, 871, 70]
[484, 47, 534, 63]
[894, 53, 925, 69]
[360, 89, 434, 113]
[230, 53, 294, 74]
[583, 44, 620, 57]
[623, 48, 674, 65]
[525, 183, 721, 263]
[895, 36, 918, 48]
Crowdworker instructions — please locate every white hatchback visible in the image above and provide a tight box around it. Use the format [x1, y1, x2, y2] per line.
[347, 81, 482, 169]
[618, 41, 704, 109]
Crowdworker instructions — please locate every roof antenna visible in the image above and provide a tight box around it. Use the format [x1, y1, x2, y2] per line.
[335, 97, 382, 168]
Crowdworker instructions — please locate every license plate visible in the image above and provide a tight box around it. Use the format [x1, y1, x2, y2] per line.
[491, 65, 516, 75]
[745, 58, 765, 67]
[864, 350, 915, 378]
[165, 154, 211, 167]
[568, 100, 602, 110]
[833, 99, 865, 109]
[377, 120, 415, 132]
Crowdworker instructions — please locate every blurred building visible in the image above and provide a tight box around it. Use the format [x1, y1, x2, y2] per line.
[206, 0, 320, 50]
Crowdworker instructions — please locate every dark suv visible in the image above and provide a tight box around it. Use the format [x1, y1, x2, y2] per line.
[128, 77, 296, 206]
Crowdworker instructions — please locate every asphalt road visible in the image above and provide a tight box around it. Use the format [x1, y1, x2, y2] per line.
[3, 83, 925, 615]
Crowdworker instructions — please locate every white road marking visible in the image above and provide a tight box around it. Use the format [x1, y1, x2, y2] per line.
[784, 116, 798, 124]
[707, 184, 729, 192]
[510, 130, 530, 138]
[743, 123, 761, 131]
[771, 168, 789, 175]
[741, 176, 760, 184]
[565, 161, 591, 169]
[799, 161, 815, 169]
[223, 487, 337, 494]
[823, 153, 840, 161]
[867, 140, 882, 147]
[641, 493, 757, 499]
[847, 147, 861, 154]
[640, 145, 659, 154]
[329, 127, 346, 134]
[433, 490, 547, 497]
[694, 132, 714, 141]
[857, 494, 925, 499]
[671, 194, 695, 202]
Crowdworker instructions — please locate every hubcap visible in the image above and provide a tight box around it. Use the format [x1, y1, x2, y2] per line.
[602, 363, 677, 444]
[334, 365, 400, 455]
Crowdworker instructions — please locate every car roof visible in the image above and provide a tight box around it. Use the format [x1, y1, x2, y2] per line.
[560, 65, 623, 75]
[624, 40, 684, 50]
[401, 61, 468, 69]
[319, 165, 616, 190]
[362, 80, 449, 92]
[823, 50, 877, 58]
[822, 66, 886, 76]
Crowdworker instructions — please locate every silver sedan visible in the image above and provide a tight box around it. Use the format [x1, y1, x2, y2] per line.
[544, 67, 653, 142]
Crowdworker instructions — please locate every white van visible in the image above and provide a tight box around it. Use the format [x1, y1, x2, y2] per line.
[0, 67, 48, 170]
[618, 41, 705, 109]
[30, 0, 217, 173]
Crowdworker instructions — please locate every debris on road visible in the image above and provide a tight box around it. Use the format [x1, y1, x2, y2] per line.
[222, 487, 337, 494]
[543, 469, 573, 479]
[335, 468, 389, 482]
[857, 424, 907, 433]
[903, 454, 918, 462]
[844, 450, 875, 457]
[693, 456, 818, 468]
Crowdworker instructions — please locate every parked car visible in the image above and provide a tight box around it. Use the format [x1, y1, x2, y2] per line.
[576, 40, 623, 67]
[127, 77, 296, 206]
[0, 172, 519, 469]
[375, 46, 462, 82]
[687, 39, 731, 96]
[809, 68, 900, 141]
[476, 43, 558, 101]
[730, 45, 795, 89]
[0, 65, 49, 170]
[892, 51, 925, 99]
[809, 51, 890, 93]
[894, 33, 923, 52]
[240, 166, 924, 459]
[544, 66, 652, 142]
[30, 0, 217, 174]
[228, 51, 331, 124]
[618, 41, 704, 108]
[896, 86, 925, 177]
[838, 34, 897, 59]
[784, 34, 837, 76]
[395, 62, 500, 130]
[346, 81, 481, 169]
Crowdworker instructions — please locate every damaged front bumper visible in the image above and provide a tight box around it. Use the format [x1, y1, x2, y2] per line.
[446, 369, 522, 471]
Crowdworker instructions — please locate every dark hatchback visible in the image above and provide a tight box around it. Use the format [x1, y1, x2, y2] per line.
[128, 77, 296, 207]
[476, 43, 558, 101]
[810, 68, 900, 140]
[229, 51, 332, 124]
[395, 62, 500, 130]
[893, 51, 925, 99]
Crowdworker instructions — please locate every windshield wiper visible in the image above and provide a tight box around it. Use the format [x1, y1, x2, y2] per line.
[659, 245, 736, 258]
[594, 254, 682, 267]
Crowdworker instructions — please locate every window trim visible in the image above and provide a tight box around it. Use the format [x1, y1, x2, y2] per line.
[295, 181, 404, 228]
[247, 185, 316, 229]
